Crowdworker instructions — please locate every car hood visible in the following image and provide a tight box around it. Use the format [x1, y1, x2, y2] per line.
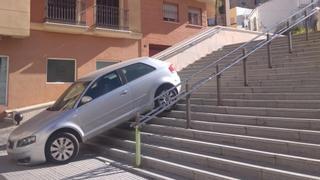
[9, 110, 70, 141]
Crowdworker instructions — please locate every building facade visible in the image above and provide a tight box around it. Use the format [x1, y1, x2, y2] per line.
[0, 0, 218, 117]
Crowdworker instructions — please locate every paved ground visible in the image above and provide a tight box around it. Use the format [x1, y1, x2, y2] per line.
[0, 110, 147, 180]
[0, 148, 147, 180]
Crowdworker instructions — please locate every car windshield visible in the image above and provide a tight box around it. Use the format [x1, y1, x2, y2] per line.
[48, 81, 91, 111]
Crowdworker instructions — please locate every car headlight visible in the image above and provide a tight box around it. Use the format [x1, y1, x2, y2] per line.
[17, 136, 36, 147]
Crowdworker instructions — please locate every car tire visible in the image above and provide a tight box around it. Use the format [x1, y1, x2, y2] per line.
[45, 132, 79, 164]
[154, 86, 178, 112]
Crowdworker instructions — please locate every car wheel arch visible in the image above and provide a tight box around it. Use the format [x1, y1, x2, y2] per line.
[155, 83, 177, 96]
[47, 127, 83, 144]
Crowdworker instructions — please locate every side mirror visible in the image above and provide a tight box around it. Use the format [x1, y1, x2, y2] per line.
[80, 96, 93, 105]
[13, 112, 23, 125]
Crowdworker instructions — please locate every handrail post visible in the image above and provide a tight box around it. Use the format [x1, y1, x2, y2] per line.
[216, 65, 222, 106]
[304, 10, 309, 41]
[134, 113, 141, 167]
[287, 21, 293, 54]
[267, 33, 272, 68]
[242, 48, 248, 86]
[185, 80, 191, 129]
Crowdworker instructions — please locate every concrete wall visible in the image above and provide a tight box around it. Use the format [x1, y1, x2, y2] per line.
[158, 27, 263, 71]
[0, 0, 30, 37]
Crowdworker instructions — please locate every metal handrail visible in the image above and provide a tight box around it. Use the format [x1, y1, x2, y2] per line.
[133, 2, 320, 128]
[189, 0, 318, 81]
[153, 27, 222, 60]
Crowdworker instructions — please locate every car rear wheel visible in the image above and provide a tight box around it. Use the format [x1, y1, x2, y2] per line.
[45, 132, 79, 164]
[155, 86, 177, 111]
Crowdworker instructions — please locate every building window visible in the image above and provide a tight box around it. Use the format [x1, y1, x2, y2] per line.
[47, 59, 76, 83]
[96, 61, 118, 70]
[188, 8, 202, 26]
[121, 63, 155, 83]
[0, 56, 8, 105]
[85, 71, 123, 100]
[163, 3, 179, 22]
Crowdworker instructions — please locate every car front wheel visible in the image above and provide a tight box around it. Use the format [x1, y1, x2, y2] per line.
[45, 132, 79, 164]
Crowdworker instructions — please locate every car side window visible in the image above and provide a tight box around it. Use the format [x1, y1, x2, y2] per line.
[85, 71, 122, 100]
[121, 63, 156, 83]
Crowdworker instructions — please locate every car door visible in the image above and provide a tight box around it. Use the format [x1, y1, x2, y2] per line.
[75, 70, 133, 139]
[120, 63, 157, 112]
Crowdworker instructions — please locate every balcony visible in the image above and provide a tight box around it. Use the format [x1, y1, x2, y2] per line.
[45, 0, 86, 25]
[95, 5, 129, 30]
[44, 0, 129, 31]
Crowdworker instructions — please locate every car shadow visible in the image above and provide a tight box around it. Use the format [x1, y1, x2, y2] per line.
[0, 148, 143, 180]
[61, 164, 127, 180]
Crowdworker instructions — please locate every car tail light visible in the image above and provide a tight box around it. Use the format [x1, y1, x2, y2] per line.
[169, 64, 176, 73]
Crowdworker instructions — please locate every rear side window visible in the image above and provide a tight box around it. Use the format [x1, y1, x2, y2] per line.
[121, 63, 156, 83]
[85, 71, 122, 100]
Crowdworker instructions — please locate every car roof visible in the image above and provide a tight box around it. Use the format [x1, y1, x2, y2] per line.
[78, 57, 166, 82]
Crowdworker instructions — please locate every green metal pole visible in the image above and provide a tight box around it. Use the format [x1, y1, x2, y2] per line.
[135, 126, 141, 167]
[135, 112, 141, 167]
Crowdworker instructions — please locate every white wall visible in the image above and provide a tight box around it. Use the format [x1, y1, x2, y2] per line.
[248, 0, 312, 32]
[154, 26, 264, 71]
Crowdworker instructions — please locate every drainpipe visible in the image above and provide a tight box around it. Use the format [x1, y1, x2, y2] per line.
[224, 0, 231, 26]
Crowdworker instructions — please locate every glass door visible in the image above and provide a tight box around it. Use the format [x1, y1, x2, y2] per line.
[0, 57, 8, 105]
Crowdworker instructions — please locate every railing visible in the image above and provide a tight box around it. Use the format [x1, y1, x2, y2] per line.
[132, 0, 320, 167]
[95, 5, 129, 30]
[45, 0, 86, 25]
[153, 27, 222, 60]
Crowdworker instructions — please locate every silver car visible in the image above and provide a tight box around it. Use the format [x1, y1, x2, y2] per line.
[7, 57, 181, 165]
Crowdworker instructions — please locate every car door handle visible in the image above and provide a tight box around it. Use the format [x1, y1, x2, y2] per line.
[120, 90, 128, 96]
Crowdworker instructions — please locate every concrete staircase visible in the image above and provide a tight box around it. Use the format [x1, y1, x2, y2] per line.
[86, 32, 320, 179]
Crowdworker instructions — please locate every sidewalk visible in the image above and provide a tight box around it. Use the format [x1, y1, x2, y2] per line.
[0, 110, 147, 180]
[0, 149, 147, 180]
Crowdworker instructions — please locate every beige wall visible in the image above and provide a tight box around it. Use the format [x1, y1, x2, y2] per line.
[161, 26, 264, 71]
[0, 0, 30, 37]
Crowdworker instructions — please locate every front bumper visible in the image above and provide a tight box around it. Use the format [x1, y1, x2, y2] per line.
[7, 141, 46, 165]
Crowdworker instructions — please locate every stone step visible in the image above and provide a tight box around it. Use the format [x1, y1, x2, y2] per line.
[141, 124, 320, 160]
[187, 58, 320, 71]
[191, 92, 320, 100]
[195, 85, 320, 93]
[193, 52, 320, 67]
[180, 64, 320, 77]
[81, 147, 179, 180]
[217, 41, 320, 57]
[95, 135, 320, 180]
[180, 72, 320, 84]
[107, 128, 320, 176]
[204, 44, 320, 58]
[164, 110, 320, 130]
[179, 98, 320, 109]
[152, 117, 320, 144]
[213, 44, 320, 60]
[87, 140, 238, 180]
[184, 79, 320, 88]
[223, 33, 320, 49]
[180, 62, 320, 78]
[176, 104, 320, 119]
